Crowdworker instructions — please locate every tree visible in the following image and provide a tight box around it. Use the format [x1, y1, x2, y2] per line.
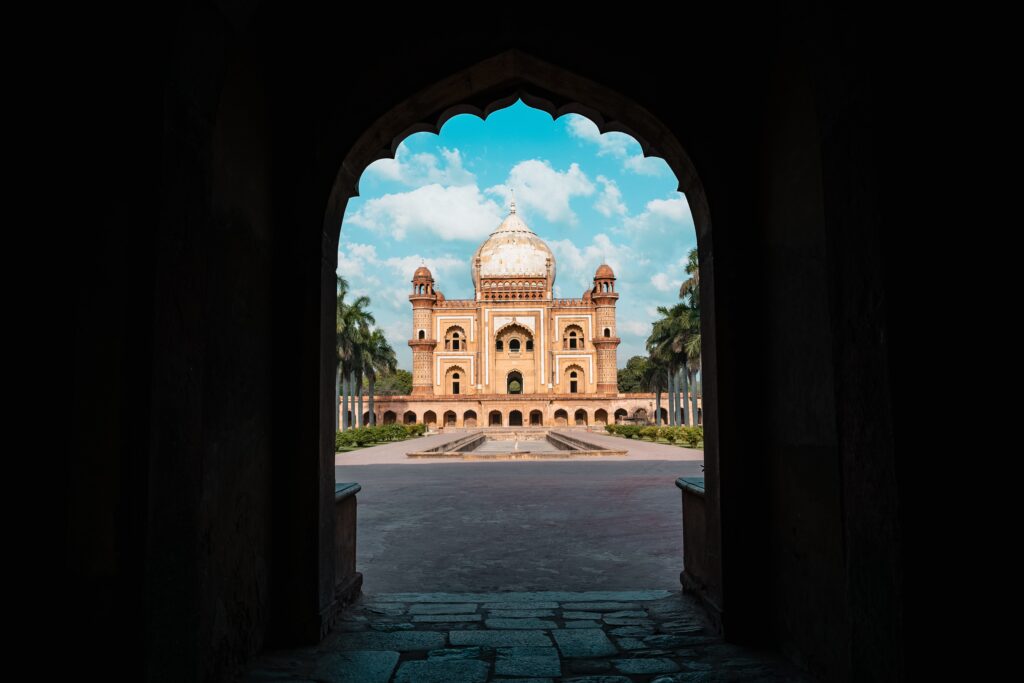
[362, 329, 397, 426]
[336, 280, 374, 431]
[617, 355, 650, 393]
[375, 369, 413, 396]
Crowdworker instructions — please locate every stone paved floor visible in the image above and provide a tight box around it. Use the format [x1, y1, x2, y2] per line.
[240, 590, 810, 682]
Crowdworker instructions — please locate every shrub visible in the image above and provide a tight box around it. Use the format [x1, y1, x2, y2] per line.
[680, 426, 703, 447]
[605, 424, 618, 435]
[641, 426, 659, 440]
[661, 426, 677, 443]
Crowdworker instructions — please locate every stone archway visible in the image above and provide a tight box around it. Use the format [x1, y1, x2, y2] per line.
[424, 411, 437, 427]
[553, 409, 568, 426]
[529, 410, 543, 426]
[509, 410, 523, 426]
[383, 411, 397, 425]
[614, 408, 628, 424]
[464, 410, 477, 428]
[403, 411, 416, 425]
[574, 409, 588, 426]
[594, 408, 608, 425]
[488, 410, 502, 426]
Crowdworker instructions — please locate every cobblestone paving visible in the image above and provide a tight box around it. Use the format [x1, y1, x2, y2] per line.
[240, 590, 810, 682]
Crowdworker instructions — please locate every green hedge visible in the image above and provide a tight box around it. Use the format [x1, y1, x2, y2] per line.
[335, 423, 426, 450]
[602, 423, 702, 446]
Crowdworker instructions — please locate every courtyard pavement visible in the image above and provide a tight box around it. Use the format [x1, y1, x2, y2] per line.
[237, 434, 809, 681]
[240, 589, 809, 682]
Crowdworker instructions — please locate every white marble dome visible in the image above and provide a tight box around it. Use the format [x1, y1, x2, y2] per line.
[472, 205, 556, 290]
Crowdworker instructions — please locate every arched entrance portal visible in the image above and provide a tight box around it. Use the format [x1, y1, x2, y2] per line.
[595, 408, 608, 425]
[403, 411, 416, 425]
[464, 410, 477, 428]
[489, 410, 502, 426]
[529, 410, 543, 426]
[507, 371, 523, 394]
[424, 411, 437, 428]
[509, 410, 523, 426]
[444, 410, 457, 427]
[383, 410, 397, 425]
[553, 409, 568, 426]
[574, 409, 588, 426]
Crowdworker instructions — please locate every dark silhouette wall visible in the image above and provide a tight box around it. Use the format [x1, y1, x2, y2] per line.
[65, 5, 910, 681]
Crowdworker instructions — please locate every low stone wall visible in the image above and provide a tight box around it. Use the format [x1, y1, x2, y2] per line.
[333, 483, 362, 610]
[676, 477, 721, 634]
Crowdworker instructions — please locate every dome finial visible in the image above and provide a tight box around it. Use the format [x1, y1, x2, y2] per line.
[509, 187, 516, 214]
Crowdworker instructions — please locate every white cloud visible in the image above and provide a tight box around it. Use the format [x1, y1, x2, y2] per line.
[364, 144, 475, 188]
[346, 184, 503, 241]
[487, 160, 595, 224]
[620, 320, 652, 336]
[623, 154, 665, 176]
[548, 233, 640, 294]
[650, 272, 674, 292]
[615, 195, 694, 238]
[594, 176, 627, 217]
[565, 115, 664, 177]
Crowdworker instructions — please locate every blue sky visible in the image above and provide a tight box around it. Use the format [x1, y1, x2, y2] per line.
[338, 100, 696, 370]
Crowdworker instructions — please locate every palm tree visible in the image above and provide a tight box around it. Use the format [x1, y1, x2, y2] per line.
[647, 303, 691, 425]
[640, 355, 668, 425]
[679, 247, 699, 307]
[336, 282, 374, 431]
[362, 329, 397, 426]
[339, 274, 352, 430]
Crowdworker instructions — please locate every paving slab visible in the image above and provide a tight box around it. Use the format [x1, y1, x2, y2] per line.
[449, 630, 553, 648]
[486, 609, 556, 618]
[329, 631, 446, 651]
[612, 657, 681, 674]
[552, 629, 619, 658]
[392, 659, 489, 683]
[408, 603, 478, 614]
[310, 651, 399, 683]
[412, 614, 483, 623]
[485, 618, 558, 629]
[495, 646, 562, 677]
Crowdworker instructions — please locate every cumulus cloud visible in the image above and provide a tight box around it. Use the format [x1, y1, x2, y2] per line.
[650, 272, 675, 292]
[615, 195, 694, 238]
[594, 176, 627, 217]
[346, 184, 503, 241]
[548, 233, 641, 294]
[565, 115, 665, 177]
[487, 160, 595, 224]
[364, 144, 476, 187]
[620, 319, 653, 336]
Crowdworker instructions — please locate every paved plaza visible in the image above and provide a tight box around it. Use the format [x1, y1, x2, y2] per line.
[238, 434, 809, 681]
[336, 430, 705, 593]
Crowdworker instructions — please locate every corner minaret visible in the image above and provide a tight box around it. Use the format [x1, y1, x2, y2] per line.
[409, 264, 437, 395]
[592, 263, 621, 394]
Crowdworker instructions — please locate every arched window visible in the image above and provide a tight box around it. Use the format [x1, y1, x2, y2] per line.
[452, 372, 460, 395]
[496, 339, 503, 351]
[570, 370, 578, 394]
[418, 330, 425, 339]
[444, 326, 465, 351]
[446, 366, 465, 396]
[603, 328, 610, 338]
[526, 339, 533, 351]
[507, 371, 523, 394]
[509, 338, 521, 352]
[563, 324, 584, 350]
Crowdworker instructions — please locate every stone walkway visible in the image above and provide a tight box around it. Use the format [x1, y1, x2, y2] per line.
[240, 590, 810, 682]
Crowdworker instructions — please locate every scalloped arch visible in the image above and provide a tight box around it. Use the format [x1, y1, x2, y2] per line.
[494, 321, 535, 339]
[324, 49, 710, 243]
